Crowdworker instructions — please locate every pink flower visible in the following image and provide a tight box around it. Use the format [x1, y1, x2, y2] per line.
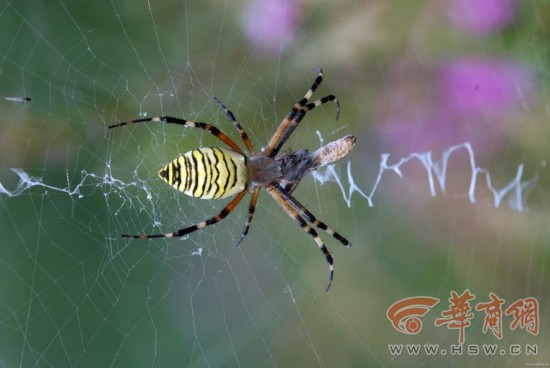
[378, 58, 535, 157]
[241, 0, 303, 56]
[448, 0, 516, 33]
[439, 59, 535, 119]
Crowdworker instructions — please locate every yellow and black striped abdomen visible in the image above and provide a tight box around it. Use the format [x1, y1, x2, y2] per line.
[158, 147, 248, 200]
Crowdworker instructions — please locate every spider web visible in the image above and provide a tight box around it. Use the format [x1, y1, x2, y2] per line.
[1, 0, 549, 367]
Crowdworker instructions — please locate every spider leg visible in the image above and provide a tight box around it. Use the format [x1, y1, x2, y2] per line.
[266, 185, 334, 292]
[265, 95, 340, 158]
[235, 187, 260, 247]
[280, 182, 299, 194]
[121, 189, 247, 239]
[213, 97, 256, 155]
[265, 69, 339, 157]
[303, 95, 340, 120]
[274, 185, 351, 248]
[108, 116, 243, 154]
[264, 68, 324, 157]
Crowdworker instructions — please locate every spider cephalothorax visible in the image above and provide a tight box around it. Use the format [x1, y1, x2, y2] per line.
[109, 69, 355, 291]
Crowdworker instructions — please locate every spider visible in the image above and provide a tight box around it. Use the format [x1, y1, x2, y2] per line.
[108, 68, 356, 291]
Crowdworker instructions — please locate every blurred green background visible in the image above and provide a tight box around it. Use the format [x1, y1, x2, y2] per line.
[1, 0, 549, 367]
